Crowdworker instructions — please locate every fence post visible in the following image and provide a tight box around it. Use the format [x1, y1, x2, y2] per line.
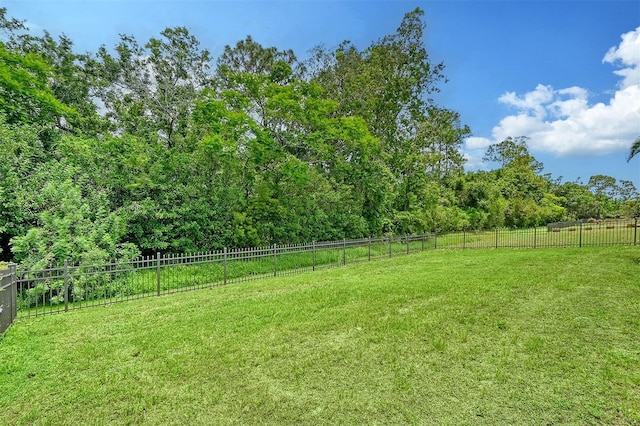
[312, 241, 316, 271]
[368, 236, 371, 261]
[579, 221, 583, 248]
[463, 229, 466, 249]
[389, 236, 392, 258]
[156, 252, 161, 296]
[421, 234, 425, 251]
[343, 238, 346, 265]
[434, 232, 438, 249]
[534, 227, 537, 249]
[635, 217, 638, 246]
[406, 234, 410, 254]
[63, 259, 69, 312]
[273, 244, 277, 277]
[223, 248, 228, 285]
[9, 263, 17, 323]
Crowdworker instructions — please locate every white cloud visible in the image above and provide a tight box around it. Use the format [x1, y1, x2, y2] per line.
[498, 84, 554, 118]
[463, 151, 486, 170]
[464, 136, 492, 150]
[463, 137, 492, 169]
[549, 87, 589, 118]
[466, 26, 640, 162]
[603, 26, 640, 88]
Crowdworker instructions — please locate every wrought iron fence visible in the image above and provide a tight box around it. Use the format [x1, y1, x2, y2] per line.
[0, 266, 17, 334]
[11, 235, 428, 320]
[1, 218, 637, 331]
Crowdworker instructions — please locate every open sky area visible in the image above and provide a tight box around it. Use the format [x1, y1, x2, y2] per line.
[4, 0, 640, 187]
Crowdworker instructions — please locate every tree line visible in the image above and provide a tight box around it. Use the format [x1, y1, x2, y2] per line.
[1, 7, 638, 269]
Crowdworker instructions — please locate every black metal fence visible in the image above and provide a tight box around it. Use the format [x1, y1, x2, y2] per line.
[1, 218, 638, 332]
[0, 266, 18, 335]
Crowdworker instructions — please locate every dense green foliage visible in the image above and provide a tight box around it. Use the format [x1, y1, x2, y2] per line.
[1, 7, 638, 267]
[2, 247, 639, 424]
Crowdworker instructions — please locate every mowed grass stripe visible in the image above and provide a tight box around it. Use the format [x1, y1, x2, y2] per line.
[1, 247, 639, 425]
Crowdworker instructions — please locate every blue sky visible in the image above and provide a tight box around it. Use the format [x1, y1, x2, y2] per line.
[4, 0, 640, 187]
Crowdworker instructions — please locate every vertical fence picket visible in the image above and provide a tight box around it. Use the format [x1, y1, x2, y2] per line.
[273, 244, 277, 277]
[312, 241, 316, 271]
[156, 252, 161, 296]
[223, 248, 228, 285]
[11, 264, 17, 323]
[343, 239, 346, 265]
[9, 264, 17, 325]
[64, 260, 69, 312]
[145, 255, 150, 297]
[579, 222, 583, 248]
[169, 253, 174, 291]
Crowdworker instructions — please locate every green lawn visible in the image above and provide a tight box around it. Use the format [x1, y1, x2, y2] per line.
[1, 247, 639, 425]
[434, 221, 639, 249]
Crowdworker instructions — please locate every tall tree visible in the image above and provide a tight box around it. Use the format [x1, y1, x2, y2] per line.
[215, 36, 300, 137]
[483, 136, 543, 172]
[200, 62, 393, 242]
[588, 174, 622, 219]
[478, 137, 566, 227]
[552, 181, 598, 220]
[94, 27, 212, 146]
[306, 8, 468, 232]
[0, 119, 48, 260]
[618, 179, 638, 201]
[1, 8, 102, 134]
[217, 35, 299, 80]
[0, 42, 75, 128]
[307, 8, 445, 142]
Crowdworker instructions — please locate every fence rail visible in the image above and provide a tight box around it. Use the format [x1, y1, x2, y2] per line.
[1, 218, 637, 332]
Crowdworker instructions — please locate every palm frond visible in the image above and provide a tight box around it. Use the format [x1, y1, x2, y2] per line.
[628, 136, 640, 162]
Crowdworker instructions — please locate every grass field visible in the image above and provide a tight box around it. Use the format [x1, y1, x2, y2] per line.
[1, 247, 639, 425]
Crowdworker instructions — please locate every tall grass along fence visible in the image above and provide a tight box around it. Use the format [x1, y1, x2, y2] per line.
[0, 218, 637, 332]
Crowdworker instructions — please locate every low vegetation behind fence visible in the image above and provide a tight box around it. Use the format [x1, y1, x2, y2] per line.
[0, 218, 637, 329]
